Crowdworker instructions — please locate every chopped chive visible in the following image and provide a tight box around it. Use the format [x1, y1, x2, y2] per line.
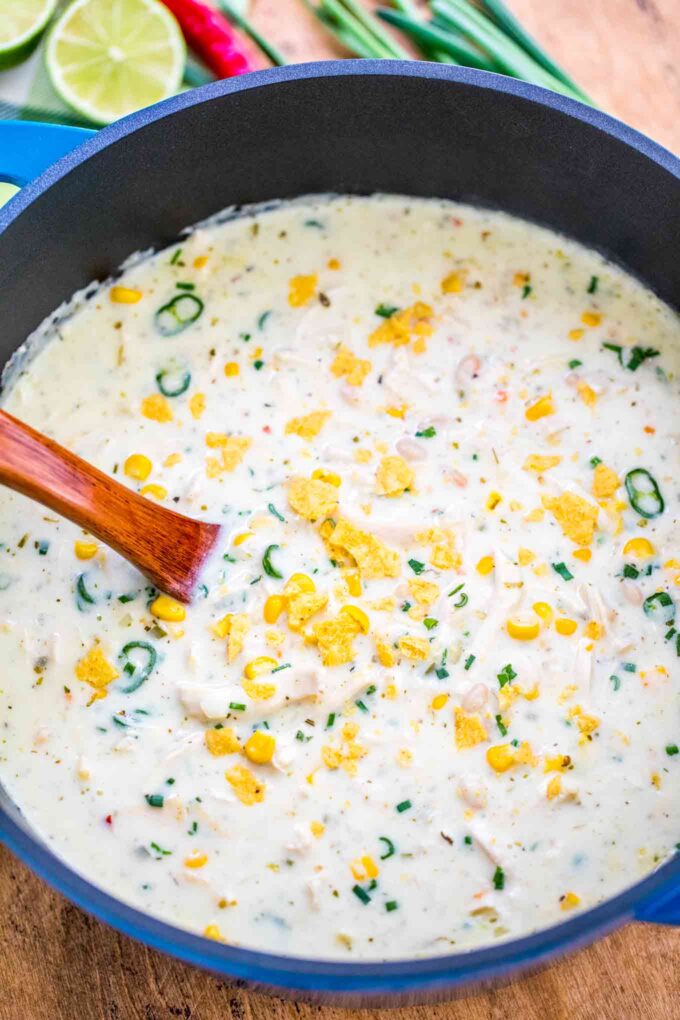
[408, 558, 425, 575]
[552, 562, 574, 581]
[623, 564, 639, 579]
[587, 275, 599, 294]
[229, 701, 246, 711]
[365, 684, 377, 696]
[325, 712, 336, 729]
[436, 649, 449, 680]
[175, 281, 195, 291]
[262, 543, 283, 579]
[622, 662, 637, 673]
[295, 730, 312, 743]
[378, 836, 396, 860]
[492, 866, 505, 890]
[396, 799, 412, 813]
[355, 699, 369, 713]
[666, 745, 679, 756]
[352, 884, 371, 904]
[268, 503, 285, 522]
[423, 617, 438, 631]
[497, 663, 516, 688]
[464, 835, 472, 846]
[568, 359, 582, 369]
[188, 821, 198, 835]
[495, 714, 508, 737]
[521, 284, 532, 299]
[589, 456, 602, 467]
[118, 591, 137, 603]
[385, 900, 399, 912]
[401, 601, 412, 612]
[150, 841, 172, 856]
[415, 426, 436, 438]
[170, 248, 182, 264]
[464, 654, 476, 671]
[610, 674, 621, 691]
[166, 778, 175, 785]
[258, 310, 272, 329]
[453, 591, 469, 609]
[272, 662, 291, 673]
[253, 359, 264, 370]
[145, 794, 164, 808]
[37, 539, 49, 555]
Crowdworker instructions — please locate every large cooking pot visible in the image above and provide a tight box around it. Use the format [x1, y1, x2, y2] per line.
[0, 61, 678, 1005]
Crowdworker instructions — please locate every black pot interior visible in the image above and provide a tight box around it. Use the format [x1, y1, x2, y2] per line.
[1, 70, 678, 371]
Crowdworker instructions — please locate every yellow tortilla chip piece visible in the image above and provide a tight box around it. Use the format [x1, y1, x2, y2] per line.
[75, 645, 119, 690]
[287, 591, 329, 632]
[454, 707, 487, 750]
[368, 302, 433, 350]
[542, 492, 598, 546]
[141, 394, 172, 422]
[416, 527, 461, 570]
[213, 613, 250, 663]
[225, 765, 265, 805]
[592, 463, 620, 500]
[288, 273, 317, 307]
[397, 635, 430, 661]
[205, 434, 251, 477]
[375, 455, 415, 498]
[285, 410, 331, 440]
[205, 727, 242, 756]
[523, 454, 561, 472]
[313, 612, 362, 666]
[408, 579, 440, 606]
[288, 477, 339, 522]
[328, 517, 400, 578]
[330, 345, 371, 386]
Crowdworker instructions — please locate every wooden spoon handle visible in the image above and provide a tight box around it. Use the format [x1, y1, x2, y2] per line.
[0, 409, 221, 602]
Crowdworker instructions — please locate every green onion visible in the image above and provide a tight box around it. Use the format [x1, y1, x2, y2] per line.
[497, 663, 516, 688]
[37, 539, 49, 555]
[521, 284, 532, 299]
[145, 794, 164, 808]
[552, 562, 574, 581]
[464, 835, 472, 845]
[175, 281, 195, 291]
[623, 564, 639, 579]
[415, 426, 436, 438]
[603, 342, 660, 372]
[378, 7, 495, 68]
[170, 248, 182, 265]
[379, 836, 396, 859]
[423, 617, 438, 631]
[375, 303, 399, 318]
[262, 543, 283, 579]
[272, 662, 291, 673]
[492, 865, 505, 890]
[156, 366, 191, 397]
[495, 714, 508, 736]
[464, 654, 475, 670]
[149, 841, 172, 857]
[385, 900, 399, 912]
[622, 662, 637, 673]
[119, 640, 157, 694]
[396, 799, 412, 813]
[568, 359, 583, 369]
[610, 674, 621, 691]
[625, 468, 665, 519]
[229, 701, 246, 711]
[408, 558, 426, 575]
[589, 456, 602, 468]
[118, 591, 138, 603]
[436, 649, 449, 679]
[665, 745, 678, 756]
[325, 712, 336, 729]
[295, 730, 312, 742]
[76, 572, 96, 607]
[355, 699, 369, 713]
[155, 293, 203, 337]
[352, 884, 371, 904]
[587, 275, 599, 294]
[401, 601, 412, 612]
[267, 503, 285, 522]
[218, 0, 288, 66]
[253, 359, 264, 370]
[642, 592, 675, 626]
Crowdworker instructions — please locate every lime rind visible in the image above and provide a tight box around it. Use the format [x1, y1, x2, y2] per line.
[0, 0, 58, 71]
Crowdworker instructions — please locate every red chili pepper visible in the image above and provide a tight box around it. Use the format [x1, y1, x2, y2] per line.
[161, 0, 251, 79]
[104, 814, 113, 826]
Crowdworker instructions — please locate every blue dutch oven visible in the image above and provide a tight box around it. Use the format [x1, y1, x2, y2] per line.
[0, 62, 678, 1005]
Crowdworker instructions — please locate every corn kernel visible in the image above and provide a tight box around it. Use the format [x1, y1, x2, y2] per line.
[74, 540, 98, 560]
[203, 924, 223, 941]
[568, 328, 584, 341]
[124, 453, 152, 481]
[150, 595, 186, 622]
[476, 555, 494, 575]
[243, 730, 276, 765]
[532, 601, 553, 625]
[560, 892, 581, 911]
[287, 573, 316, 594]
[110, 286, 142, 304]
[350, 855, 379, 880]
[441, 270, 465, 294]
[140, 483, 167, 501]
[233, 532, 252, 547]
[486, 744, 517, 773]
[546, 776, 562, 800]
[193, 255, 209, 268]
[310, 820, 325, 837]
[205, 726, 241, 756]
[345, 572, 362, 597]
[581, 311, 601, 327]
[573, 548, 591, 562]
[244, 656, 277, 680]
[623, 537, 655, 559]
[525, 394, 555, 421]
[263, 595, 286, 624]
[506, 615, 540, 641]
[431, 693, 449, 711]
[224, 361, 240, 377]
[340, 604, 370, 634]
[486, 491, 502, 511]
[555, 617, 578, 636]
[311, 468, 342, 487]
[584, 620, 603, 640]
[184, 851, 208, 869]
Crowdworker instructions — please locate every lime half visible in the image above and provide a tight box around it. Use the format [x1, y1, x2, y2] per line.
[0, 0, 58, 71]
[45, 0, 185, 125]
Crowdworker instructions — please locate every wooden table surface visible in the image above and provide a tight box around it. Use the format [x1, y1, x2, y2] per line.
[1, 2, 678, 1018]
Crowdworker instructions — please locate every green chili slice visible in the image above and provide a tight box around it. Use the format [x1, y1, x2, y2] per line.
[76, 572, 96, 607]
[119, 640, 157, 693]
[625, 468, 664, 518]
[643, 592, 675, 626]
[155, 293, 204, 337]
[262, 544, 283, 579]
[156, 366, 191, 397]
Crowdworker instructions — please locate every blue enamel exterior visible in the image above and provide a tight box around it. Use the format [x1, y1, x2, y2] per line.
[0, 62, 678, 1003]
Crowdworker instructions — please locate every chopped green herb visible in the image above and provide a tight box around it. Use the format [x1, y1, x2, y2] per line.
[375, 303, 399, 318]
[495, 714, 508, 737]
[643, 591, 675, 626]
[665, 745, 679, 757]
[267, 503, 285, 522]
[553, 562, 574, 581]
[253, 359, 264, 370]
[497, 663, 517, 688]
[170, 248, 182, 265]
[37, 539, 49, 555]
[521, 284, 532, 299]
[272, 662, 291, 674]
[155, 293, 203, 336]
[622, 662, 637, 673]
[175, 281, 195, 291]
[295, 730, 312, 743]
[610, 674, 621, 691]
[436, 649, 449, 680]
[587, 275, 599, 294]
[385, 900, 399, 912]
[150, 841, 172, 857]
[625, 468, 664, 518]
[464, 835, 472, 846]
[258, 310, 271, 329]
[396, 799, 412, 813]
[325, 712, 336, 730]
[401, 601, 412, 612]
[229, 702, 246, 711]
[145, 794, 164, 808]
[603, 343, 660, 372]
[493, 866, 505, 890]
[423, 617, 438, 631]
[118, 640, 157, 694]
[408, 559, 425, 575]
[464, 654, 476, 671]
[355, 699, 369, 713]
[415, 426, 436, 438]
[262, 543, 283, 579]
[568, 359, 582, 369]
[352, 884, 371, 904]
[623, 564, 639, 579]
[589, 456, 602, 468]
[76, 573, 96, 607]
[156, 366, 191, 397]
[378, 836, 396, 860]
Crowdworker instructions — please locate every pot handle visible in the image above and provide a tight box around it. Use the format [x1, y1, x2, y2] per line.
[634, 885, 680, 926]
[0, 120, 96, 190]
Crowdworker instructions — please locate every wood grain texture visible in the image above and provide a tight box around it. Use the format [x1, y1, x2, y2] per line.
[0, 409, 221, 602]
[1, 2, 678, 1018]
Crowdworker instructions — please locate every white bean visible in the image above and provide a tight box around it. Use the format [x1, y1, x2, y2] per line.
[455, 354, 481, 386]
[622, 580, 644, 606]
[461, 683, 489, 713]
[396, 437, 427, 461]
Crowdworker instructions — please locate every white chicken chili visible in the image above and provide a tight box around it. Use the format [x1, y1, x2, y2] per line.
[0, 194, 678, 960]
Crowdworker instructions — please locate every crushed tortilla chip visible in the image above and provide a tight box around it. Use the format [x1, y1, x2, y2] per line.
[416, 526, 461, 570]
[287, 591, 329, 631]
[408, 579, 440, 606]
[226, 765, 265, 805]
[285, 410, 331, 441]
[141, 394, 172, 422]
[368, 302, 433, 350]
[205, 434, 251, 477]
[592, 463, 620, 500]
[375, 455, 414, 498]
[523, 454, 561, 472]
[288, 273, 317, 307]
[330, 345, 371, 386]
[189, 393, 206, 420]
[397, 635, 430, 661]
[313, 612, 362, 666]
[454, 707, 488, 749]
[75, 645, 119, 691]
[542, 492, 598, 546]
[288, 476, 339, 522]
[326, 517, 400, 578]
[205, 727, 242, 756]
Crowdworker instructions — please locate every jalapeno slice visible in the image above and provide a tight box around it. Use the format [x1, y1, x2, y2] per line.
[624, 468, 664, 519]
[155, 293, 204, 337]
[155, 366, 191, 397]
[262, 543, 283, 579]
[119, 640, 158, 693]
[642, 592, 675, 626]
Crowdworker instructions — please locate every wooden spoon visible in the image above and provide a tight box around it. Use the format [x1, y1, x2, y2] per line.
[0, 409, 221, 603]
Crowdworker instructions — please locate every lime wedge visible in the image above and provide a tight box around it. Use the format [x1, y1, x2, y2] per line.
[45, 0, 185, 126]
[0, 0, 58, 71]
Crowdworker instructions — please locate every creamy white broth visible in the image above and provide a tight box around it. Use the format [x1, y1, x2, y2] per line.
[0, 195, 678, 960]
